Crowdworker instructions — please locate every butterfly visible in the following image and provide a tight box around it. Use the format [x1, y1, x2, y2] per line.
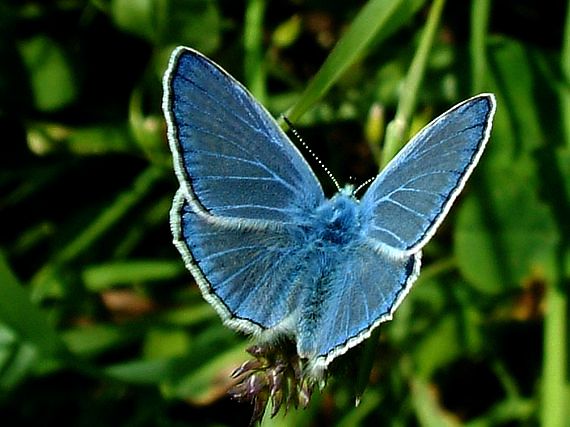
[162, 46, 496, 377]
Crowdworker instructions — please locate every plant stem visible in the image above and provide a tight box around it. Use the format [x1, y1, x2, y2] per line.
[542, 267, 568, 427]
[380, 0, 447, 169]
[286, 0, 405, 124]
[541, 2, 570, 425]
[469, 0, 492, 93]
[244, 0, 267, 103]
[561, 0, 570, 148]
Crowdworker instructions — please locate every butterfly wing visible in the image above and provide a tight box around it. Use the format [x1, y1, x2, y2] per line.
[164, 47, 324, 332]
[360, 94, 496, 253]
[171, 190, 305, 333]
[163, 47, 324, 223]
[296, 241, 421, 371]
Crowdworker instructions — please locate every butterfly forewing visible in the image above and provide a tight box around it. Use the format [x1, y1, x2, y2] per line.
[164, 47, 325, 223]
[360, 94, 496, 253]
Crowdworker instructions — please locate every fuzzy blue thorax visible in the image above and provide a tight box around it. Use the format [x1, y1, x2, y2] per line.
[313, 190, 359, 244]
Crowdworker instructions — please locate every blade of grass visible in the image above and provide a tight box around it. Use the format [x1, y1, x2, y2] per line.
[0, 251, 67, 358]
[470, 0, 492, 93]
[129, 87, 168, 162]
[380, 0, 447, 168]
[561, 0, 570, 147]
[30, 165, 164, 302]
[541, 3, 570, 425]
[337, 390, 383, 427]
[82, 259, 184, 291]
[244, 0, 267, 102]
[411, 377, 458, 426]
[285, 0, 408, 124]
[541, 272, 567, 426]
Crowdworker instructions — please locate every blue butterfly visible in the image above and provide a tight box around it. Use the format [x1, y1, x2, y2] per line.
[163, 46, 496, 377]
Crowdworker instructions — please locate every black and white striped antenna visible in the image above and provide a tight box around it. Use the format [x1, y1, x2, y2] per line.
[283, 116, 341, 192]
[353, 176, 376, 196]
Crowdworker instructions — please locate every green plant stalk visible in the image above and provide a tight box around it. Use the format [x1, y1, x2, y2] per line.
[561, 0, 570, 148]
[155, 0, 168, 45]
[542, 269, 568, 427]
[286, 0, 405, 124]
[541, 2, 570, 425]
[244, 0, 267, 103]
[30, 165, 164, 301]
[469, 0, 491, 93]
[380, 0, 447, 169]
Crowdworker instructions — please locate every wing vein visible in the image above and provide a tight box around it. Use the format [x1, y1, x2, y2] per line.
[178, 74, 266, 136]
[180, 123, 299, 193]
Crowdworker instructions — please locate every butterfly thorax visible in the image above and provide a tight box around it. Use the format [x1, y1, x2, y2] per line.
[308, 193, 360, 246]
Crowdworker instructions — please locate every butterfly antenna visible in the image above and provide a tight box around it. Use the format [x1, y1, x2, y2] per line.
[283, 116, 341, 191]
[353, 176, 376, 196]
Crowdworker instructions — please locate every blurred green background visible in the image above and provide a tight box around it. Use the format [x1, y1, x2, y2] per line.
[1, 0, 569, 425]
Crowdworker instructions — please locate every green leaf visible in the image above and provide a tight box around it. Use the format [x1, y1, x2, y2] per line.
[143, 328, 191, 359]
[26, 122, 135, 156]
[82, 259, 184, 291]
[0, 251, 66, 358]
[454, 160, 558, 293]
[19, 35, 77, 112]
[30, 166, 164, 301]
[111, 0, 158, 41]
[272, 14, 301, 48]
[413, 312, 462, 379]
[104, 357, 175, 385]
[62, 324, 140, 357]
[164, 343, 247, 401]
[411, 378, 460, 427]
[287, 0, 426, 123]
[159, 0, 221, 53]
[487, 37, 544, 162]
[156, 304, 217, 327]
[454, 37, 560, 294]
[0, 337, 39, 390]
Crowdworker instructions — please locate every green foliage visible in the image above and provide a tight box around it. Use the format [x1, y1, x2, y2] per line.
[1, 0, 569, 425]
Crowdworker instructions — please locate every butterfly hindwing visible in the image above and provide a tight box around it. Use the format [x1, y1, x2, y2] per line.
[163, 47, 324, 223]
[296, 242, 421, 368]
[172, 190, 305, 333]
[360, 94, 496, 253]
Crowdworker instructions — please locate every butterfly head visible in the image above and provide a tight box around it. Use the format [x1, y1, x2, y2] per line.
[339, 184, 356, 198]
